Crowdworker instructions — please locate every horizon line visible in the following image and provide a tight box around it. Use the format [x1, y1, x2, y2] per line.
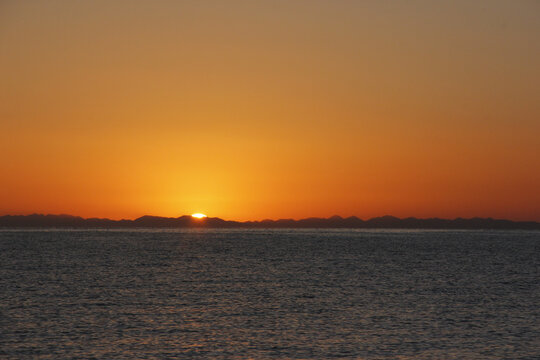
[1, 213, 539, 224]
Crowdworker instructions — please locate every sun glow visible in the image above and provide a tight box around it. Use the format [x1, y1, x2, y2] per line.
[191, 213, 207, 219]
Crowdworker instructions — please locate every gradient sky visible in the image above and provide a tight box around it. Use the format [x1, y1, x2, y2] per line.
[1, 0, 539, 221]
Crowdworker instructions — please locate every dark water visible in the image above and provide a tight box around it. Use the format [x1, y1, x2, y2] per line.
[1, 229, 539, 359]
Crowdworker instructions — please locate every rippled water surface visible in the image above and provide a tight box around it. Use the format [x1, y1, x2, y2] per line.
[1, 229, 539, 359]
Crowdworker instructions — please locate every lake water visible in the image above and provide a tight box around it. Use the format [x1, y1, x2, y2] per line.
[1, 229, 539, 359]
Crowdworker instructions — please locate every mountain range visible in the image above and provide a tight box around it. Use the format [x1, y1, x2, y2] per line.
[0, 214, 539, 229]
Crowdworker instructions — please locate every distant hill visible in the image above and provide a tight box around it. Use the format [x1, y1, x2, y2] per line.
[0, 214, 539, 229]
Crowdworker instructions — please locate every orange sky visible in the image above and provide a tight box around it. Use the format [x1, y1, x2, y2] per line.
[1, 1, 539, 221]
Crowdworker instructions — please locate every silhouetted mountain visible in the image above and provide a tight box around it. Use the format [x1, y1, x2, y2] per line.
[0, 214, 539, 229]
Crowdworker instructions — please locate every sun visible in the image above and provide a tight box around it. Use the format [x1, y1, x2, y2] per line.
[191, 213, 207, 219]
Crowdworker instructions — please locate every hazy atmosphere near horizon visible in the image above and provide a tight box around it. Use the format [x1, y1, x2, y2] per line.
[1, 0, 539, 221]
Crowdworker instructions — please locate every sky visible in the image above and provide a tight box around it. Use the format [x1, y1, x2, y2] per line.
[1, 0, 539, 221]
